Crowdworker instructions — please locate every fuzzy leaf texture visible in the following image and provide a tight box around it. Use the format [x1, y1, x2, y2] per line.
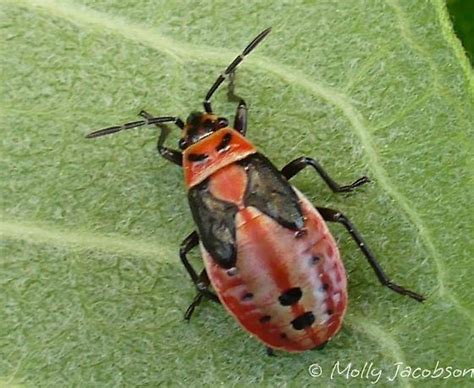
[1, 0, 473, 387]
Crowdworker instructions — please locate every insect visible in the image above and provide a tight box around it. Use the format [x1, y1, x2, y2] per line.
[86, 28, 425, 354]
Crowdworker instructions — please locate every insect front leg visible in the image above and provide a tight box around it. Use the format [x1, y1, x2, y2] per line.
[226, 70, 248, 135]
[281, 157, 370, 193]
[316, 207, 425, 302]
[139, 110, 184, 166]
[233, 98, 247, 136]
[179, 231, 220, 320]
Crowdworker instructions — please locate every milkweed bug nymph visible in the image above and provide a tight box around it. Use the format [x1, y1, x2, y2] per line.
[86, 27, 425, 354]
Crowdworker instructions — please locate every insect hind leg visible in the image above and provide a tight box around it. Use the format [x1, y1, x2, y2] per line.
[317, 206, 425, 302]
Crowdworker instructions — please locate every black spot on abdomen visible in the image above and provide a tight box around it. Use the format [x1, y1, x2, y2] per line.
[279, 287, 303, 306]
[241, 292, 254, 301]
[291, 311, 315, 330]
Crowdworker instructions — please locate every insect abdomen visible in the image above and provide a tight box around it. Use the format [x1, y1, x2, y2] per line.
[202, 190, 348, 352]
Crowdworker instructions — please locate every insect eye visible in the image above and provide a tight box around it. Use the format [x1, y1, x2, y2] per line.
[178, 138, 187, 150]
[217, 117, 229, 128]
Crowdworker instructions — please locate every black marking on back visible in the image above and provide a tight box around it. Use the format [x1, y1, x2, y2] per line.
[279, 287, 303, 306]
[240, 153, 304, 230]
[216, 133, 232, 152]
[188, 179, 238, 268]
[291, 311, 315, 330]
[188, 153, 208, 162]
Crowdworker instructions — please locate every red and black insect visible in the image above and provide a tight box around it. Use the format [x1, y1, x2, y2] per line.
[87, 28, 424, 354]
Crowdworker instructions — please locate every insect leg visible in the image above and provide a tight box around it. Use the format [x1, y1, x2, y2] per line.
[317, 207, 425, 302]
[281, 157, 370, 193]
[233, 99, 248, 135]
[227, 71, 248, 135]
[227, 69, 241, 102]
[184, 291, 205, 321]
[139, 110, 183, 166]
[184, 270, 220, 320]
[180, 231, 220, 320]
[266, 347, 276, 357]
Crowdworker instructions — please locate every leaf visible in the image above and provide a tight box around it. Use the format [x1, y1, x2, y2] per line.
[1, 0, 472, 386]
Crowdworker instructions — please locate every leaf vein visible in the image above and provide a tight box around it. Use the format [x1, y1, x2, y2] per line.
[347, 315, 413, 388]
[0, 218, 173, 259]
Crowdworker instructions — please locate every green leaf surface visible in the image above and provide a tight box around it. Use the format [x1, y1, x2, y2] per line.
[1, 0, 473, 386]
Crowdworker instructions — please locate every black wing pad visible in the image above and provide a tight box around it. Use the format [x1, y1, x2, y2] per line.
[240, 153, 304, 230]
[188, 180, 239, 269]
[187, 153, 304, 269]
